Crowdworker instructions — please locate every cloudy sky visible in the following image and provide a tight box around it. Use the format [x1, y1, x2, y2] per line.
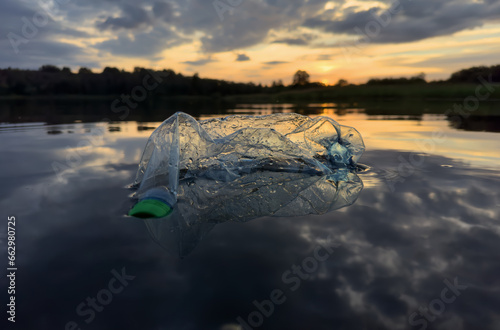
[2, 0, 500, 84]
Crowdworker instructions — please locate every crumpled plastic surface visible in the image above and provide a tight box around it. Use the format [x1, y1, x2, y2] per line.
[133, 112, 365, 225]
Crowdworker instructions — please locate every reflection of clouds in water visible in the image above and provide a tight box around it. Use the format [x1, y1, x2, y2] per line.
[338, 152, 500, 329]
[2, 130, 500, 329]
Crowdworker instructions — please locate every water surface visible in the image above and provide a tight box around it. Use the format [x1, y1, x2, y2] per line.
[1, 101, 499, 330]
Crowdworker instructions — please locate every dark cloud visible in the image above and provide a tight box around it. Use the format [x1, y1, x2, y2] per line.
[95, 27, 188, 57]
[0, 38, 99, 70]
[152, 1, 173, 20]
[263, 61, 288, 65]
[305, 0, 500, 44]
[182, 57, 216, 66]
[235, 53, 250, 61]
[194, 0, 322, 53]
[1, 1, 90, 42]
[97, 4, 151, 30]
[0, 1, 96, 68]
[272, 38, 309, 46]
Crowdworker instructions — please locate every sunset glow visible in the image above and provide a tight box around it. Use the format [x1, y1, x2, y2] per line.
[2, 0, 500, 84]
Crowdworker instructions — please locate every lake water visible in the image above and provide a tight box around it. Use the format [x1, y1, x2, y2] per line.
[1, 100, 500, 330]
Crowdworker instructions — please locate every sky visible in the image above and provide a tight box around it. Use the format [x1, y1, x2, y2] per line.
[2, 0, 500, 85]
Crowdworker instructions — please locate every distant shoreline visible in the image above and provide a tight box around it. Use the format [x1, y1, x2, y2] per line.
[1, 83, 500, 103]
[222, 84, 500, 103]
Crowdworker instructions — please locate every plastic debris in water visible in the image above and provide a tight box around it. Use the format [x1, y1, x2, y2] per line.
[129, 112, 365, 255]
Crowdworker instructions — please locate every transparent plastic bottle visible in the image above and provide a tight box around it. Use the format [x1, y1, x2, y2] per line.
[128, 112, 365, 220]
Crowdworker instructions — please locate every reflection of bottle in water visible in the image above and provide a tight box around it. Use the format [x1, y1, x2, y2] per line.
[128, 186, 175, 218]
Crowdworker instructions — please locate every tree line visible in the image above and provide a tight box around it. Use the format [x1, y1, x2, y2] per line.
[0, 66, 267, 96]
[0, 64, 498, 96]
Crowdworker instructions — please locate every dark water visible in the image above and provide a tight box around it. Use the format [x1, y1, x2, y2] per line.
[1, 100, 500, 330]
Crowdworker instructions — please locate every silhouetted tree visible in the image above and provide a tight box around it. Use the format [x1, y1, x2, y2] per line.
[78, 67, 93, 74]
[293, 70, 310, 86]
[366, 73, 427, 85]
[415, 72, 426, 81]
[336, 79, 348, 87]
[449, 65, 500, 83]
[102, 67, 121, 75]
[39, 65, 61, 73]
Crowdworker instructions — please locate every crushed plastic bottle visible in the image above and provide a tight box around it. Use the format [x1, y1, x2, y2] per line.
[130, 112, 364, 222]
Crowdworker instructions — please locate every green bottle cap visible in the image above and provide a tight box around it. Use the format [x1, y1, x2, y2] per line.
[128, 199, 172, 218]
